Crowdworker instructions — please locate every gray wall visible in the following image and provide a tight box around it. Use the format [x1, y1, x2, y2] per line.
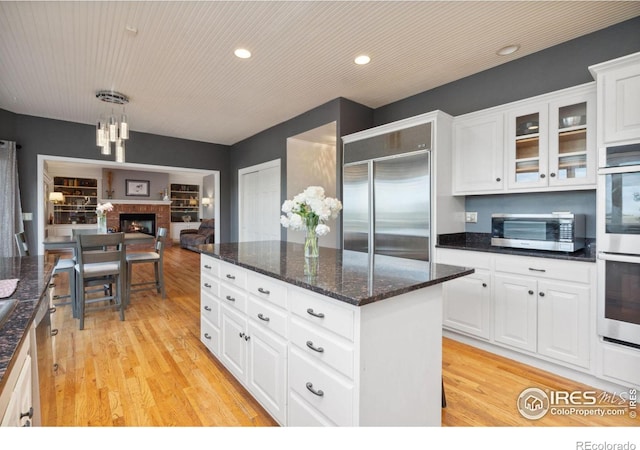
[374, 16, 640, 125]
[465, 191, 597, 238]
[10, 113, 231, 248]
[228, 98, 373, 242]
[101, 168, 170, 200]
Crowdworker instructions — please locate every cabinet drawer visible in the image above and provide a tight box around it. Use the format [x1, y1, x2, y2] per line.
[289, 347, 354, 426]
[247, 272, 287, 309]
[218, 261, 247, 289]
[494, 254, 592, 284]
[288, 391, 336, 427]
[201, 255, 219, 278]
[201, 275, 219, 298]
[289, 317, 354, 379]
[247, 296, 287, 338]
[201, 291, 220, 327]
[289, 289, 355, 341]
[437, 248, 492, 270]
[220, 283, 247, 313]
[201, 317, 220, 357]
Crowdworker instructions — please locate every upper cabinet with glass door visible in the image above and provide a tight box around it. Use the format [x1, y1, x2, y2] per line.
[506, 84, 596, 191]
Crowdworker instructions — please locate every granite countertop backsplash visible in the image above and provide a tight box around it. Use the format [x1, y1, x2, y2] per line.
[437, 232, 596, 262]
[0, 256, 54, 390]
[196, 241, 474, 306]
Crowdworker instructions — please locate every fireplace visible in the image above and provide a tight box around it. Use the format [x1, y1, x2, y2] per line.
[120, 213, 156, 236]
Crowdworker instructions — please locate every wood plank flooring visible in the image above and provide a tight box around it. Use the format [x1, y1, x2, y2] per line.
[44, 244, 637, 427]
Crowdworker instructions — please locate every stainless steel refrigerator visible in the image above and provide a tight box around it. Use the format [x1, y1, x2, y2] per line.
[343, 123, 431, 261]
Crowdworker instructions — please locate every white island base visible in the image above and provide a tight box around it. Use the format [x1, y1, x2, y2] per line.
[199, 252, 449, 427]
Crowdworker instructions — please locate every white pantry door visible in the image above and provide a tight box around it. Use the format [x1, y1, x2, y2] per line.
[239, 159, 281, 242]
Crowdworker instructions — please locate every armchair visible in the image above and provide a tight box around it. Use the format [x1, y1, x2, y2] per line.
[180, 219, 215, 249]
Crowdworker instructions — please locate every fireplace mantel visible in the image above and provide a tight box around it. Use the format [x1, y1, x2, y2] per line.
[99, 199, 172, 206]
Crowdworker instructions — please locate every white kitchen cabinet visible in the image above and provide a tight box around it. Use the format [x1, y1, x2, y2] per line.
[442, 269, 492, 340]
[452, 112, 504, 194]
[537, 280, 590, 368]
[494, 273, 538, 352]
[589, 51, 640, 147]
[1, 335, 34, 427]
[247, 321, 287, 425]
[437, 248, 595, 371]
[200, 253, 445, 426]
[506, 85, 596, 191]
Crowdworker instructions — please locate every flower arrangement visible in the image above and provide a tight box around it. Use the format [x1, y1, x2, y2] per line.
[96, 201, 114, 216]
[280, 186, 342, 257]
[96, 202, 113, 232]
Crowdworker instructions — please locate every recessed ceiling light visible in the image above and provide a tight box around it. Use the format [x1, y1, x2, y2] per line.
[496, 44, 520, 56]
[354, 55, 371, 65]
[234, 48, 252, 59]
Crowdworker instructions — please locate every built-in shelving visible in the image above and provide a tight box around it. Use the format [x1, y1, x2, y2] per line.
[52, 177, 98, 224]
[170, 183, 199, 222]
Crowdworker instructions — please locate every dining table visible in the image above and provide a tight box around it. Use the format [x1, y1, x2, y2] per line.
[43, 231, 156, 309]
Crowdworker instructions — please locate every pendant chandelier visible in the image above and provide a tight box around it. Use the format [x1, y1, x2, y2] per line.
[95, 90, 129, 163]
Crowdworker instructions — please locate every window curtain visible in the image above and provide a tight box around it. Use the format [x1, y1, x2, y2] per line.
[0, 140, 23, 257]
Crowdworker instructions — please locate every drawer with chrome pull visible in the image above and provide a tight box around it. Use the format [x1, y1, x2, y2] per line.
[201, 274, 219, 298]
[201, 317, 220, 356]
[201, 290, 221, 327]
[247, 272, 287, 309]
[289, 288, 355, 341]
[219, 282, 247, 313]
[218, 260, 247, 289]
[247, 296, 287, 338]
[200, 255, 220, 278]
[289, 316, 354, 378]
[288, 347, 354, 426]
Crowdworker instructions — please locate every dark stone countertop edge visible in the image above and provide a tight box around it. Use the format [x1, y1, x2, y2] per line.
[0, 258, 55, 391]
[436, 232, 596, 263]
[194, 245, 474, 307]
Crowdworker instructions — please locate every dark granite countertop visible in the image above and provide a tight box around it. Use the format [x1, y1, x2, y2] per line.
[437, 233, 596, 262]
[195, 241, 474, 306]
[0, 256, 54, 391]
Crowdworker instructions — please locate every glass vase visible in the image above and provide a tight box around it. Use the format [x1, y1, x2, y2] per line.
[304, 227, 319, 258]
[97, 214, 107, 233]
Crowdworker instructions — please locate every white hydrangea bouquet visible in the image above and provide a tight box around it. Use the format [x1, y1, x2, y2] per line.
[280, 186, 342, 258]
[96, 201, 113, 232]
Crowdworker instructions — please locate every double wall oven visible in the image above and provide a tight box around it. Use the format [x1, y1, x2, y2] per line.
[597, 143, 640, 348]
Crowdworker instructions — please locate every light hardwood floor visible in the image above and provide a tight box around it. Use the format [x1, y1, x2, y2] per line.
[44, 245, 637, 427]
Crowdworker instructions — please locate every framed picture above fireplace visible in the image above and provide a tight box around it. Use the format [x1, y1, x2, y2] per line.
[126, 179, 150, 197]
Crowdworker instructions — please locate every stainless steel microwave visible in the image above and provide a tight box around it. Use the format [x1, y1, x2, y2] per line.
[491, 213, 586, 252]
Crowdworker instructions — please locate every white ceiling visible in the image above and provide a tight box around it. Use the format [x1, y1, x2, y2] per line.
[1, 1, 639, 146]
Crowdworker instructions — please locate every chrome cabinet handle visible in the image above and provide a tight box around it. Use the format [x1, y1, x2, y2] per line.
[51, 329, 59, 336]
[306, 340, 324, 353]
[482, 283, 487, 288]
[496, 177, 501, 182]
[257, 313, 270, 322]
[226, 274, 236, 280]
[20, 407, 33, 420]
[244, 335, 250, 341]
[550, 173, 556, 178]
[306, 308, 325, 319]
[225, 295, 235, 302]
[258, 287, 270, 295]
[528, 267, 546, 272]
[306, 382, 324, 397]
[539, 292, 545, 297]
[528, 290, 534, 295]
[204, 305, 212, 311]
[540, 174, 546, 179]
[204, 282, 212, 288]
[239, 332, 245, 338]
[204, 333, 211, 340]
[204, 264, 212, 269]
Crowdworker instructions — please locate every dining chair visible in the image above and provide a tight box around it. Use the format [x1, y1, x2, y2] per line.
[75, 232, 125, 330]
[15, 232, 77, 314]
[126, 227, 167, 301]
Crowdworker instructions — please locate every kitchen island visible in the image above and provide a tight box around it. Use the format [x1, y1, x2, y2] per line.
[196, 241, 473, 426]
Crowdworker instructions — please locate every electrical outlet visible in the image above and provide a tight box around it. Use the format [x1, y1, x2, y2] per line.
[22, 212, 33, 221]
[465, 212, 478, 223]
